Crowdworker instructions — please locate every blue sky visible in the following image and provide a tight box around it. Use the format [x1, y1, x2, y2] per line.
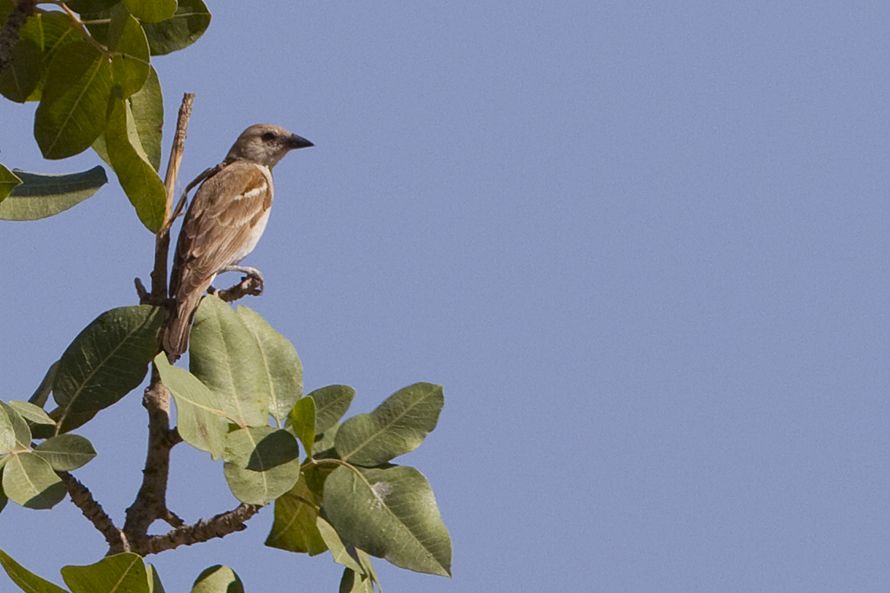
[3, 2, 890, 591]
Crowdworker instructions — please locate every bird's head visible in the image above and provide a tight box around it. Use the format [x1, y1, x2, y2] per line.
[225, 124, 313, 167]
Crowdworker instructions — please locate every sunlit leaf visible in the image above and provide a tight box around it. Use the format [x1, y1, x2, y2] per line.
[35, 434, 96, 471]
[2, 453, 66, 509]
[316, 517, 363, 573]
[34, 41, 113, 159]
[62, 552, 150, 593]
[190, 565, 243, 593]
[0, 549, 68, 593]
[0, 167, 106, 221]
[223, 426, 300, 505]
[8, 400, 55, 439]
[105, 94, 166, 231]
[190, 296, 270, 427]
[0, 402, 31, 451]
[289, 396, 315, 456]
[309, 385, 355, 433]
[324, 465, 452, 576]
[335, 383, 443, 466]
[52, 306, 164, 433]
[129, 66, 163, 169]
[236, 306, 302, 425]
[124, 0, 177, 23]
[155, 354, 228, 458]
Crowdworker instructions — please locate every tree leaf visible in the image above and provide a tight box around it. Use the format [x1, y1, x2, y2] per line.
[105, 93, 166, 231]
[324, 465, 452, 576]
[124, 0, 177, 23]
[335, 383, 443, 466]
[309, 385, 355, 433]
[355, 549, 382, 591]
[62, 552, 149, 593]
[0, 407, 16, 455]
[108, 11, 150, 97]
[313, 423, 340, 456]
[52, 305, 164, 433]
[265, 471, 326, 555]
[223, 427, 300, 505]
[34, 40, 113, 159]
[0, 402, 32, 451]
[190, 296, 270, 427]
[0, 549, 68, 593]
[2, 452, 66, 509]
[8, 400, 56, 439]
[155, 354, 228, 459]
[128, 66, 163, 169]
[146, 564, 166, 593]
[142, 0, 210, 56]
[339, 568, 374, 593]
[236, 306, 302, 425]
[67, 0, 122, 12]
[191, 565, 243, 593]
[316, 517, 363, 573]
[0, 167, 107, 221]
[289, 396, 315, 456]
[35, 434, 96, 471]
[0, 165, 21, 202]
[0, 38, 42, 102]
[29, 361, 59, 408]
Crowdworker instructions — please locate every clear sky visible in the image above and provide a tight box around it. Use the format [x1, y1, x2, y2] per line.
[3, 2, 890, 592]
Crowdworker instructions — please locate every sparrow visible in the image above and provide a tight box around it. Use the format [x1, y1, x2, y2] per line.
[162, 123, 313, 358]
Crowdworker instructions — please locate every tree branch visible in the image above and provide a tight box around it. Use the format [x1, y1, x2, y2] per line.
[122, 93, 194, 553]
[60, 472, 129, 554]
[143, 504, 262, 555]
[0, 0, 35, 74]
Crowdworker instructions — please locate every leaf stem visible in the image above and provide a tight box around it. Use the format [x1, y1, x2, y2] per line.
[49, 1, 109, 56]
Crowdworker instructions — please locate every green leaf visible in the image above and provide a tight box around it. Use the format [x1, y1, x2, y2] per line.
[0, 549, 68, 593]
[0, 402, 32, 451]
[124, 0, 177, 23]
[265, 472, 326, 555]
[52, 305, 164, 433]
[309, 385, 355, 433]
[190, 296, 271, 427]
[0, 165, 21, 202]
[2, 453, 66, 509]
[142, 0, 210, 56]
[0, 38, 43, 102]
[129, 66, 163, 169]
[67, 0, 123, 12]
[105, 93, 166, 231]
[335, 383, 443, 466]
[146, 564, 165, 593]
[35, 434, 96, 471]
[62, 553, 149, 593]
[223, 427, 300, 505]
[339, 568, 374, 593]
[324, 465, 452, 576]
[355, 549, 382, 592]
[0, 167, 107, 221]
[191, 565, 243, 593]
[8, 401, 56, 439]
[108, 11, 150, 97]
[316, 517, 363, 573]
[236, 306, 302, 425]
[29, 361, 59, 408]
[313, 423, 340, 456]
[155, 354, 228, 458]
[289, 397, 315, 456]
[34, 40, 113, 159]
[0, 407, 16, 455]
[0, 480, 7, 514]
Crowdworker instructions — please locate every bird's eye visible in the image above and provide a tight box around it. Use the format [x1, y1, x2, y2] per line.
[261, 132, 276, 142]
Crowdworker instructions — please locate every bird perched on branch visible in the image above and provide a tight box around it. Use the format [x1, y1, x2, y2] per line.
[163, 123, 313, 358]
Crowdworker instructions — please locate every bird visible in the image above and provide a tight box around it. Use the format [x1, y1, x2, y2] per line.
[162, 123, 313, 358]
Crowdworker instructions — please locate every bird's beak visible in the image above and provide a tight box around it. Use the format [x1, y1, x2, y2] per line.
[287, 133, 314, 150]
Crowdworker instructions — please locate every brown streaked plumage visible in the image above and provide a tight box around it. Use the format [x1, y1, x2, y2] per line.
[163, 124, 313, 358]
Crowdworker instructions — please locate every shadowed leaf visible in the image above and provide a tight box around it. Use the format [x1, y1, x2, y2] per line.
[0, 165, 21, 202]
[289, 396, 315, 456]
[223, 427, 300, 505]
[52, 306, 163, 433]
[191, 565, 243, 593]
[0, 167, 106, 221]
[124, 0, 177, 23]
[142, 0, 210, 56]
[265, 472, 327, 555]
[309, 385, 355, 433]
[108, 11, 150, 97]
[0, 38, 42, 102]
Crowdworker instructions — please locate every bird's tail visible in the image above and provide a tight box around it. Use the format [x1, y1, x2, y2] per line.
[162, 292, 203, 360]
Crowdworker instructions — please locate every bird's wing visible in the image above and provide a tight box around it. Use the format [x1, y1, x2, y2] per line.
[170, 161, 273, 298]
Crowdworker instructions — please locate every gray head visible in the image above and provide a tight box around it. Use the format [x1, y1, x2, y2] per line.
[225, 123, 313, 167]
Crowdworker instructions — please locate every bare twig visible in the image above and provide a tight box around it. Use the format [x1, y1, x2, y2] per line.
[122, 93, 194, 553]
[215, 274, 265, 302]
[143, 504, 262, 555]
[60, 472, 129, 554]
[0, 0, 35, 73]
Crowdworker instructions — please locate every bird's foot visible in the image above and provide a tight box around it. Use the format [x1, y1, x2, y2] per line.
[216, 268, 264, 302]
